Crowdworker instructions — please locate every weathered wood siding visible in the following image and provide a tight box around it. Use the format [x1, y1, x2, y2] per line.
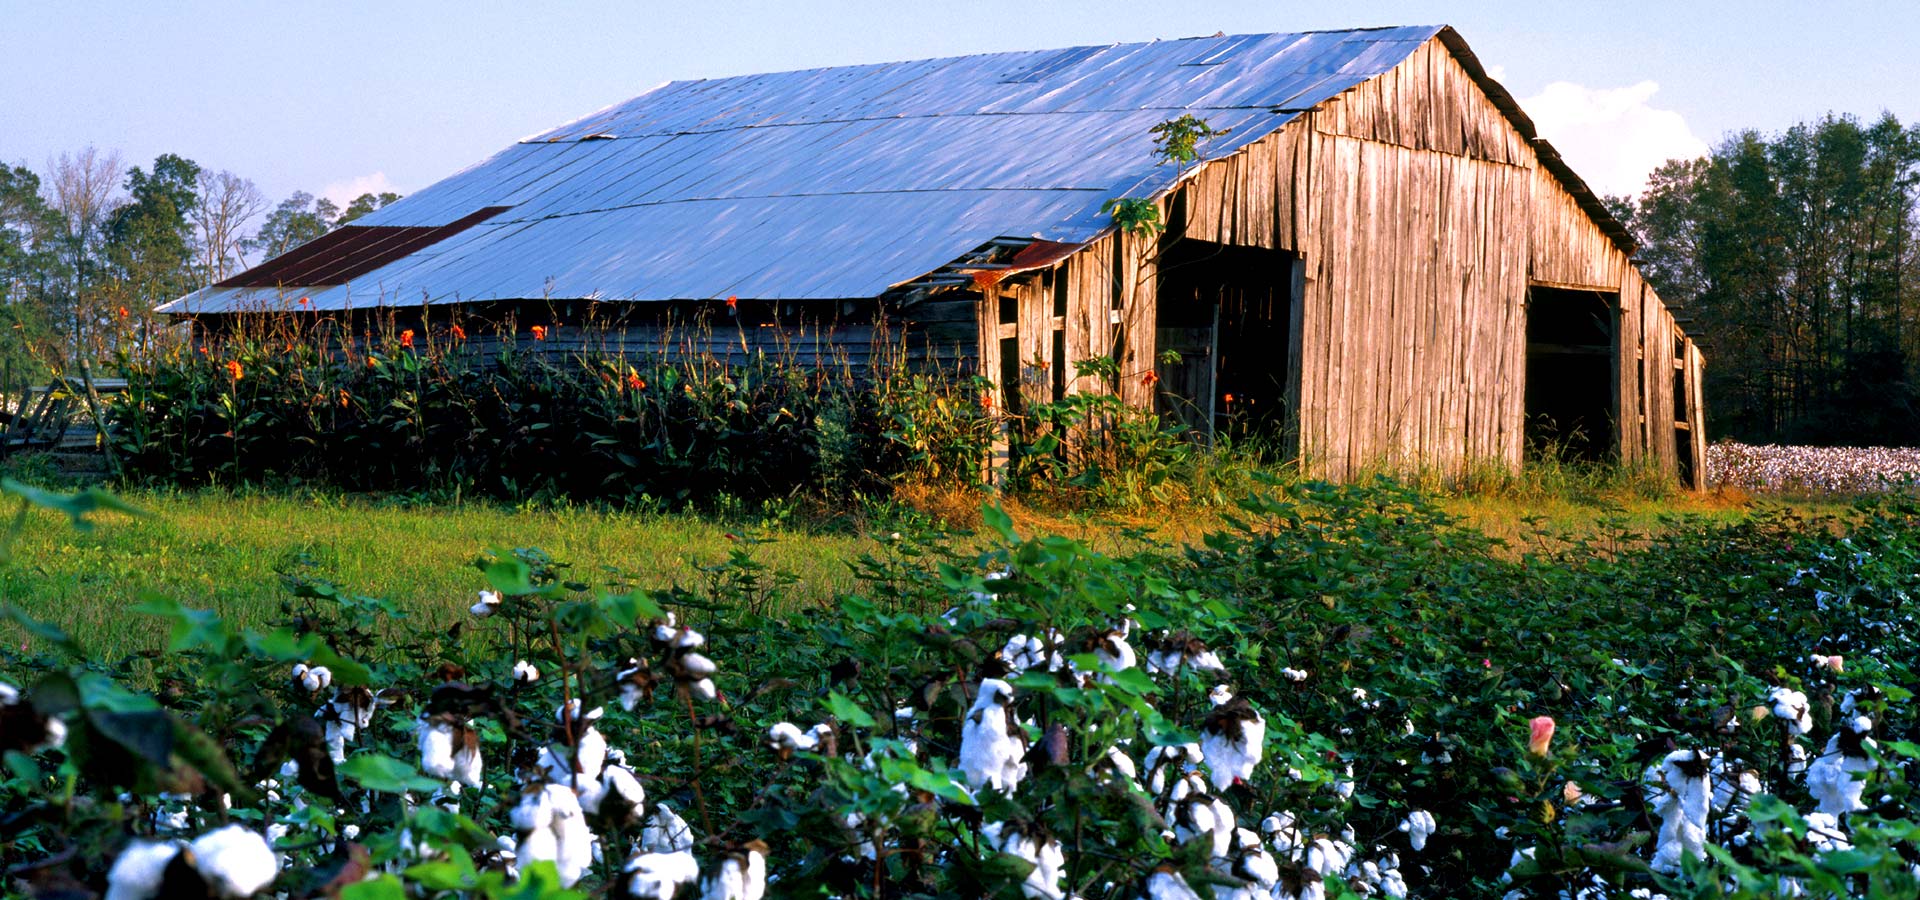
[1034, 33, 1704, 482]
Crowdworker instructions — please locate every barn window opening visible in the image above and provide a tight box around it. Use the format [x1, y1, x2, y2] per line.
[1524, 286, 1618, 464]
[1155, 238, 1299, 444]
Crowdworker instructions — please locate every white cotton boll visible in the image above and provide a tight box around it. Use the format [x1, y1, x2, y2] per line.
[1096, 635, 1138, 677]
[673, 627, 706, 649]
[688, 678, 717, 702]
[1208, 685, 1234, 706]
[1804, 812, 1852, 851]
[985, 822, 1066, 900]
[300, 666, 331, 693]
[1144, 868, 1205, 900]
[512, 785, 559, 832]
[1399, 809, 1437, 852]
[625, 850, 700, 900]
[1094, 746, 1138, 781]
[642, 804, 695, 853]
[104, 839, 183, 900]
[1304, 837, 1352, 878]
[452, 737, 483, 789]
[471, 591, 501, 618]
[1769, 687, 1813, 735]
[1806, 723, 1877, 817]
[188, 825, 279, 898]
[701, 848, 768, 900]
[553, 810, 595, 887]
[1261, 812, 1302, 855]
[1189, 650, 1226, 673]
[589, 764, 646, 818]
[680, 653, 717, 678]
[1281, 667, 1309, 682]
[575, 728, 608, 783]
[1650, 750, 1711, 874]
[1199, 708, 1264, 791]
[513, 660, 540, 683]
[417, 718, 456, 781]
[516, 828, 559, 878]
[960, 679, 1027, 792]
[768, 722, 818, 756]
[1333, 765, 1355, 800]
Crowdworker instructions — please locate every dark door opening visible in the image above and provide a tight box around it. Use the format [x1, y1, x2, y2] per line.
[1524, 286, 1618, 463]
[1155, 239, 1299, 446]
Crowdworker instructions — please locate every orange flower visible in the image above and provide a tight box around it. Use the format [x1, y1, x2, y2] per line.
[725, 295, 738, 310]
[450, 325, 467, 341]
[297, 296, 311, 306]
[225, 360, 243, 380]
[1223, 393, 1234, 403]
[531, 325, 548, 341]
[338, 389, 351, 407]
[625, 372, 646, 390]
[117, 306, 129, 319]
[399, 329, 415, 349]
[1142, 370, 1160, 387]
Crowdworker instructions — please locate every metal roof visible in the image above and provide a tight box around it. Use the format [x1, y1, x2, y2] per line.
[161, 25, 1447, 314]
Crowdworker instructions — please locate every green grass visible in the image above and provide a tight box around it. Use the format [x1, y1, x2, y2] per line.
[0, 476, 1871, 662]
[1, 489, 873, 659]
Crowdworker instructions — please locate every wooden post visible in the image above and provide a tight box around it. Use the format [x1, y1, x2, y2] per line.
[79, 361, 120, 477]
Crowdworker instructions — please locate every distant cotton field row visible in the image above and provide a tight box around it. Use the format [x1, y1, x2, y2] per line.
[1707, 442, 1920, 493]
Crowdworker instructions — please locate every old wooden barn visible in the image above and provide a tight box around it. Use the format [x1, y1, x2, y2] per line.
[159, 25, 1708, 486]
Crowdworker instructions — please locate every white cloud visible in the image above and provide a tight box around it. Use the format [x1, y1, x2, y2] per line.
[1519, 80, 1709, 198]
[320, 171, 400, 210]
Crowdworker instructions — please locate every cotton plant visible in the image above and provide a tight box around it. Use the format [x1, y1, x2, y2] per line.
[1805, 715, 1877, 816]
[103, 826, 278, 900]
[985, 821, 1068, 900]
[1199, 697, 1265, 791]
[512, 782, 595, 887]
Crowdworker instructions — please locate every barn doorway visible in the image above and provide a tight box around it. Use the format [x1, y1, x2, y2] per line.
[1524, 286, 1618, 463]
[1155, 239, 1300, 448]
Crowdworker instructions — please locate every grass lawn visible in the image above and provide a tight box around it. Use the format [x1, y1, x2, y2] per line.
[0, 481, 1867, 661]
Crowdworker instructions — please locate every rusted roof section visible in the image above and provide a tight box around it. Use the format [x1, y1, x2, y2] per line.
[161, 26, 1461, 313]
[218, 207, 510, 287]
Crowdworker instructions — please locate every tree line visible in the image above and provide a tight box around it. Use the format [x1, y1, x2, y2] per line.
[0, 147, 397, 379]
[1618, 112, 1920, 446]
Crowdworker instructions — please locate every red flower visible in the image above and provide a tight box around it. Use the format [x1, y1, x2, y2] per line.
[450, 325, 467, 341]
[625, 372, 646, 391]
[225, 360, 243, 380]
[1223, 392, 1234, 404]
[117, 306, 129, 319]
[297, 296, 311, 306]
[1142, 370, 1160, 387]
[725, 295, 738, 310]
[531, 325, 548, 341]
[399, 329, 415, 349]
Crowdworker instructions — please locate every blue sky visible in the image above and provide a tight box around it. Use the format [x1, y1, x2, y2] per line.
[5, 1, 1916, 212]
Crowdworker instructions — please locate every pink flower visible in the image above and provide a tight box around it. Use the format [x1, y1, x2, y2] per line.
[1527, 716, 1555, 758]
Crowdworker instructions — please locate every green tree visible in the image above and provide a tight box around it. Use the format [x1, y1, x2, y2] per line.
[249, 191, 338, 259]
[103, 153, 202, 314]
[335, 190, 400, 225]
[1626, 113, 1920, 444]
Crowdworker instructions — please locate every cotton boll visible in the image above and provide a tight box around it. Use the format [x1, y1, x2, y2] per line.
[1804, 812, 1852, 851]
[641, 803, 695, 853]
[1281, 667, 1309, 682]
[513, 660, 540, 683]
[624, 849, 700, 900]
[767, 722, 819, 759]
[1200, 699, 1265, 791]
[700, 842, 768, 900]
[1208, 685, 1235, 706]
[104, 840, 184, 900]
[680, 653, 717, 678]
[1144, 867, 1205, 900]
[188, 825, 279, 898]
[1806, 717, 1876, 816]
[1768, 687, 1813, 735]
[1144, 743, 1203, 796]
[691, 679, 718, 702]
[452, 730, 484, 788]
[471, 591, 501, 618]
[985, 822, 1066, 900]
[574, 728, 608, 783]
[586, 763, 647, 823]
[417, 717, 457, 781]
[1398, 809, 1436, 852]
[1650, 750, 1711, 874]
[959, 679, 1027, 792]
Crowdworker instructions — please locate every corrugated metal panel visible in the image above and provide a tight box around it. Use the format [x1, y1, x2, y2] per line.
[160, 26, 1444, 314]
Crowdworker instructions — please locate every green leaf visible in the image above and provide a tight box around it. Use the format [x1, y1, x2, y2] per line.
[827, 691, 878, 729]
[341, 874, 408, 900]
[87, 709, 174, 768]
[405, 857, 477, 892]
[981, 503, 1017, 543]
[173, 717, 258, 806]
[338, 755, 445, 794]
[0, 478, 147, 532]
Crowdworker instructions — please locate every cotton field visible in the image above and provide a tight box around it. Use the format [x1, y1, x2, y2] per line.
[1707, 442, 1920, 493]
